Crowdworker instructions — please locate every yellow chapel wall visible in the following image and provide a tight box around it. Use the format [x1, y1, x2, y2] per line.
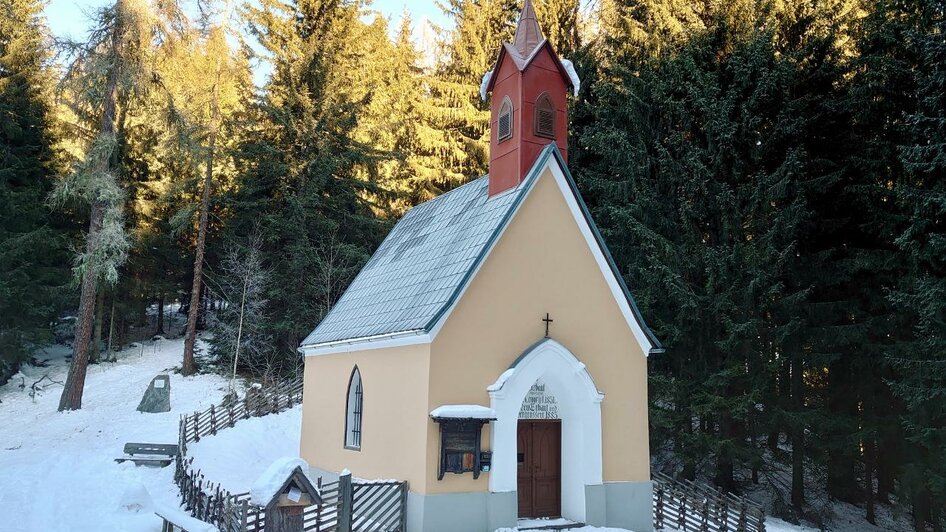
[424, 167, 651, 495]
[299, 343, 432, 492]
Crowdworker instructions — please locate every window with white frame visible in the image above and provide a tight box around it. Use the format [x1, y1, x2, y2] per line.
[345, 367, 363, 450]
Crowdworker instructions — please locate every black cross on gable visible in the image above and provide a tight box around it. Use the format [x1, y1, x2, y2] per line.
[542, 313, 553, 337]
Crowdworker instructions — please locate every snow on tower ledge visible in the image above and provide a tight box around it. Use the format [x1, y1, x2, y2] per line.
[430, 404, 497, 420]
[250, 457, 317, 506]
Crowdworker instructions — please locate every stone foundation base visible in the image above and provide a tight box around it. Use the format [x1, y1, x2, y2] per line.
[310, 468, 653, 532]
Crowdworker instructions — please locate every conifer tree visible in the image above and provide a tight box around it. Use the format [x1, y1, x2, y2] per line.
[427, 0, 519, 182]
[883, 0, 946, 527]
[180, 16, 253, 375]
[576, 0, 860, 507]
[0, 0, 72, 381]
[53, 0, 182, 410]
[231, 0, 385, 364]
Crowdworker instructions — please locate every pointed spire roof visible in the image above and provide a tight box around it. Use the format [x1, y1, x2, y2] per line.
[513, 0, 544, 57]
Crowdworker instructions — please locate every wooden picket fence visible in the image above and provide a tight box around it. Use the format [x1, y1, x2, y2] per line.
[178, 379, 305, 452]
[653, 472, 766, 532]
[172, 378, 408, 532]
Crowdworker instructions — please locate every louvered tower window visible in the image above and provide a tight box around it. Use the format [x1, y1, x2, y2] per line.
[498, 97, 513, 141]
[534, 93, 555, 138]
[345, 366, 363, 450]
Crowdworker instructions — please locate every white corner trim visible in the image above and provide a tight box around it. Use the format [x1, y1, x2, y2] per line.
[298, 330, 431, 357]
[544, 161, 655, 357]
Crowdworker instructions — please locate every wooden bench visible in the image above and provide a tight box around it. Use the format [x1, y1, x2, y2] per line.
[114, 442, 178, 467]
[154, 502, 218, 532]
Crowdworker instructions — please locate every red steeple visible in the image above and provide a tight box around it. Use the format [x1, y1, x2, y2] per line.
[513, 0, 543, 57]
[483, 0, 574, 197]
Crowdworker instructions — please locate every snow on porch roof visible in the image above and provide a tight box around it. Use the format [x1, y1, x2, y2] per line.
[430, 405, 497, 420]
[299, 172, 521, 349]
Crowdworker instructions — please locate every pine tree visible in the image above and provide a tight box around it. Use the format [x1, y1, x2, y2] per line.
[180, 20, 253, 376]
[230, 0, 386, 366]
[425, 0, 519, 183]
[576, 0, 861, 508]
[883, 0, 946, 527]
[0, 0, 72, 382]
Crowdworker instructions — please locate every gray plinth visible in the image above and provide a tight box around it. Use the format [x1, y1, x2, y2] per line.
[137, 375, 171, 413]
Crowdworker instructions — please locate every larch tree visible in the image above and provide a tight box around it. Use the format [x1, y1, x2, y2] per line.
[53, 0, 182, 411]
[180, 9, 252, 376]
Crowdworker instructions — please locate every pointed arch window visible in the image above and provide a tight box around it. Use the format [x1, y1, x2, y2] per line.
[498, 96, 513, 141]
[345, 367, 363, 450]
[534, 93, 555, 138]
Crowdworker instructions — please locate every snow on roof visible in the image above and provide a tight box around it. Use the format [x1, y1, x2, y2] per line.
[480, 71, 493, 101]
[560, 58, 581, 96]
[487, 368, 516, 392]
[430, 405, 497, 420]
[250, 457, 317, 506]
[154, 502, 218, 532]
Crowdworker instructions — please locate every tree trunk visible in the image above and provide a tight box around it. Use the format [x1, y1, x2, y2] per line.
[58, 202, 106, 411]
[790, 352, 804, 511]
[182, 69, 221, 376]
[106, 296, 116, 361]
[827, 358, 860, 502]
[865, 434, 876, 524]
[91, 287, 104, 363]
[155, 294, 165, 335]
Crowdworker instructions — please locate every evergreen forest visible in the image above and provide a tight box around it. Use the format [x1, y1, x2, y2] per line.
[0, 0, 943, 529]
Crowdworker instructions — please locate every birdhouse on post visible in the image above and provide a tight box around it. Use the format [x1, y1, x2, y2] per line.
[251, 458, 322, 532]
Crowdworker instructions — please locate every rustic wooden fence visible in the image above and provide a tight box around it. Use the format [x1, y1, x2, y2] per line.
[173, 378, 408, 532]
[178, 379, 305, 453]
[653, 472, 766, 532]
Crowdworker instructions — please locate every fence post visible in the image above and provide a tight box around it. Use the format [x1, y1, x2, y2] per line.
[654, 484, 664, 529]
[399, 482, 409, 532]
[720, 499, 728, 532]
[701, 497, 709, 532]
[338, 472, 353, 532]
[210, 404, 217, 435]
[192, 412, 200, 442]
[677, 488, 686, 531]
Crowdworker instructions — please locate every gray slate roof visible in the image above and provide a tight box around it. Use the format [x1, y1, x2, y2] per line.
[301, 175, 520, 347]
[301, 144, 662, 352]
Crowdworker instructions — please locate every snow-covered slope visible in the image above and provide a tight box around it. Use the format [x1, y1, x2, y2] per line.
[187, 405, 302, 495]
[0, 337, 231, 532]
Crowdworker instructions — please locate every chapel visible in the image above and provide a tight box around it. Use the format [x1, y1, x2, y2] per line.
[298, 2, 662, 530]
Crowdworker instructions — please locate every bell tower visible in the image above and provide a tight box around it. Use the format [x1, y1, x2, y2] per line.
[483, 0, 575, 197]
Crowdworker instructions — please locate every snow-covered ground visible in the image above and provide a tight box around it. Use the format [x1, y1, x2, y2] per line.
[0, 337, 232, 532]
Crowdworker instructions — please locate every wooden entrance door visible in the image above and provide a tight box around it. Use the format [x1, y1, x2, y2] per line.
[517, 420, 561, 518]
